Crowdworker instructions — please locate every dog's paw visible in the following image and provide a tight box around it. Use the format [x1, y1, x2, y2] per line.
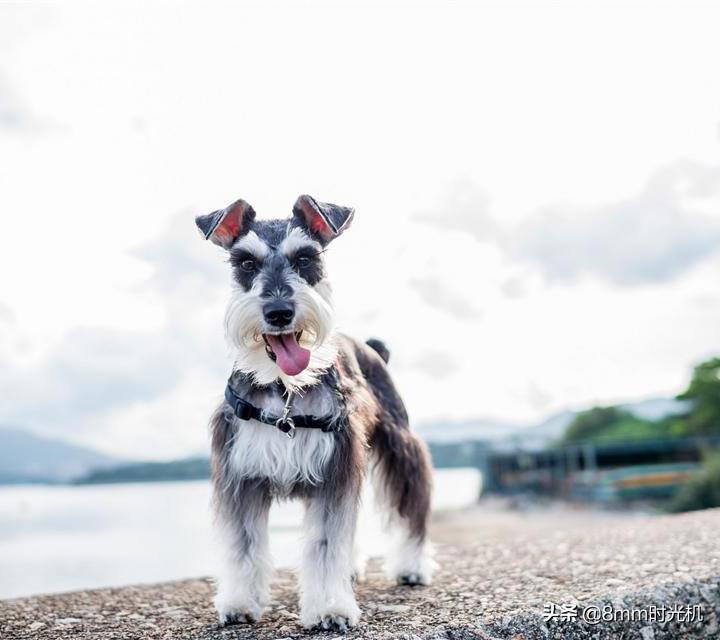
[386, 541, 436, 587]
[398, 572, 429, 587]
[316, 615, 353, 632]
[300, 598, 360, 631]
[214, 592, 264, 626]
[218, 610, 256, 626]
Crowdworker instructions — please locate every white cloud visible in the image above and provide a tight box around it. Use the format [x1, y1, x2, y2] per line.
[413, 182, 497, 243]
[513, 162, 720, 285]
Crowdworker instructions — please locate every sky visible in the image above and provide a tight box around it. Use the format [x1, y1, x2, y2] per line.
[1, 1, 719, 459]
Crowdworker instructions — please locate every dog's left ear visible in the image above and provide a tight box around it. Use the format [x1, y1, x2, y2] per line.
[195, 199, 256, 249]
[292, 195, 355, 244]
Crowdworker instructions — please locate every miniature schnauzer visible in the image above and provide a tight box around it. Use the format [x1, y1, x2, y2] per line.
[195, 195, 435, 631]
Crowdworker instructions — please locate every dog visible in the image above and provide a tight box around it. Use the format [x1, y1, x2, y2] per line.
[195, 195, 435, 631]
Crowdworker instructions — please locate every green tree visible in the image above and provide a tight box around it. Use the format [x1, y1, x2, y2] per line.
[677, 357, 720, 436]
[562, 406, 633, 443]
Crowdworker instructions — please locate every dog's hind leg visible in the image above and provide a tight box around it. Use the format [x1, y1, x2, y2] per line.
[213, 477, 273, 625]
[371, 422, 436, 586]
[351, 539, 369, 583]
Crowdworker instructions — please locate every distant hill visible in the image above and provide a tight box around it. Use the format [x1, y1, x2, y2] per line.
[75, 457, 210, 484]
[416, 397, 689, 450]
[0, 427, 123, 484]
[496, 410, 577, 451]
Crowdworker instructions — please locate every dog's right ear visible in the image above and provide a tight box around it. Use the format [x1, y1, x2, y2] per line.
[195, 199, 256, 249]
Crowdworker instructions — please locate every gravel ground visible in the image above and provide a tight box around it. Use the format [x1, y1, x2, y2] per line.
[1, 507, 719, 640]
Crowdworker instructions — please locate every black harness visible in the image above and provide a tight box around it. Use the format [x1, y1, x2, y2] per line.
[224, 377, 339, 438]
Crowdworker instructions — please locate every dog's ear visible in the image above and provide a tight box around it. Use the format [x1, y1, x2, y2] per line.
[292, 195, 355, 244]
[195, 199, 256, 249]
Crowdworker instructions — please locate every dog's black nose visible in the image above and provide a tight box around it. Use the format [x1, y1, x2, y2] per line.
[263, 301, 295, 328]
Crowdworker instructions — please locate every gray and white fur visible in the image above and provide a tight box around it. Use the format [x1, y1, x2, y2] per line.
[196, 195, 435, 631]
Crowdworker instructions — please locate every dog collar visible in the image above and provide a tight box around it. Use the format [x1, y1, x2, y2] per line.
[224, 380, 337, 438]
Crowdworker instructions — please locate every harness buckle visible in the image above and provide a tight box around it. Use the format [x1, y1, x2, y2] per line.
[235, 400, 253, 421]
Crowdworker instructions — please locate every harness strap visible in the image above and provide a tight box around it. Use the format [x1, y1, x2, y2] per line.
[224, 382, 336, 436]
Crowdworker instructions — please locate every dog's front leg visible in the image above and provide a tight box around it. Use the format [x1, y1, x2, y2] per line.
[214, 478, 272, 625]
[299, 490, 361, 631]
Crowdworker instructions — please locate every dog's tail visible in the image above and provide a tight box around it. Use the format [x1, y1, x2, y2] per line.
[366, 338, 390, 364]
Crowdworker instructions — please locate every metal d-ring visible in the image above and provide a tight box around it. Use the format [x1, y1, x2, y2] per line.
[276, 390, 296, 438]
[279, 416, 296, 439]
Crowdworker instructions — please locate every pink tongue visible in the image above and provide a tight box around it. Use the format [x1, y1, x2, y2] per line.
[265, 333, 311, 376]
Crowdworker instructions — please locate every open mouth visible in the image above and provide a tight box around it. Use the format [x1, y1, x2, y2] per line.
[263, 331, 311, 376]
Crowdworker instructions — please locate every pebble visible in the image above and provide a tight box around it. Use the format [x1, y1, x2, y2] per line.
[639, 626, 655, 640]
[376, 604, 410, 613]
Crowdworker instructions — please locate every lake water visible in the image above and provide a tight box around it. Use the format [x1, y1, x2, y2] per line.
[0, 468, 480, 600]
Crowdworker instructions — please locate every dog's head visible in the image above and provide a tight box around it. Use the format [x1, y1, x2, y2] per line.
[196, 195, 354, 386]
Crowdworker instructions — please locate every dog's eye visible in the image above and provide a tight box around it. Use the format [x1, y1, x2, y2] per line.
[295, 255, 312, 269]
[240, 259, 256, 272]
